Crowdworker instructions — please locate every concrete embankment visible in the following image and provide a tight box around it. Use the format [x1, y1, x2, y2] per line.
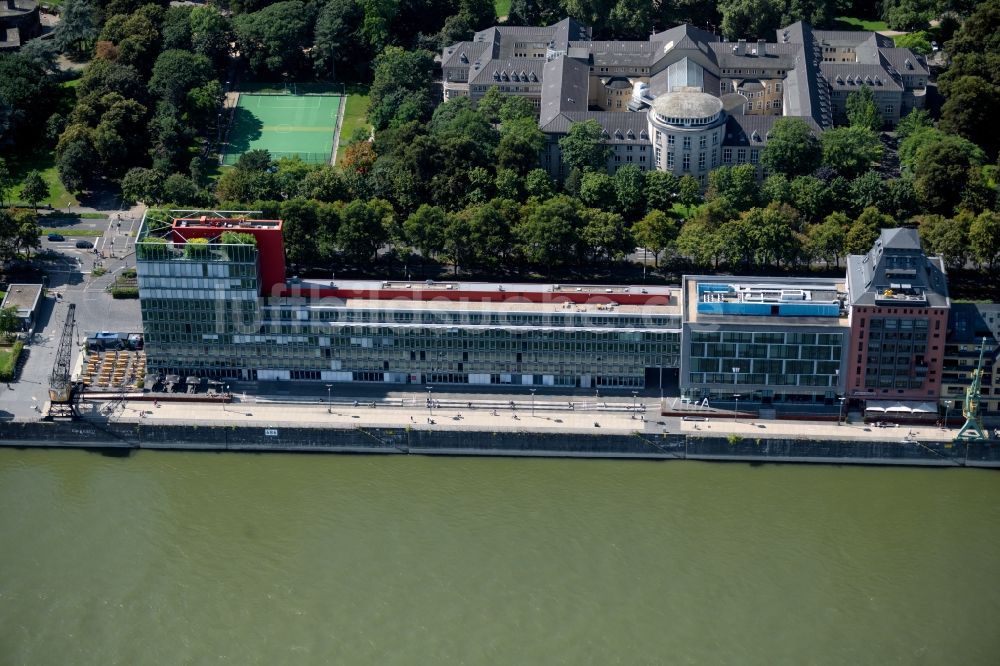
[0, 420, 997, 467]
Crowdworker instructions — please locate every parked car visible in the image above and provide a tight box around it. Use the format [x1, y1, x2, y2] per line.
[75, 240, 94, 249]
[47, 233, 64, 241]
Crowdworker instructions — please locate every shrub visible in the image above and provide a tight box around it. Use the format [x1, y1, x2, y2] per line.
[184, 237, 212, 259]
[137, 236, 170, 260]
[110, 286, 139, 299]
[220, 231, 257, 245]
[91, 266, 107, 277]
[0, 341, 24, 381]
[726, 433, 743, 445]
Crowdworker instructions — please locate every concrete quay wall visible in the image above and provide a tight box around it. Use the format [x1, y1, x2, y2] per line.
[1, 421, 998, 467]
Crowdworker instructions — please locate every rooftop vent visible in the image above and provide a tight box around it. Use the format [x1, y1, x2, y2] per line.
[460, 52, 468, 63]
[904, 58, 913, 70]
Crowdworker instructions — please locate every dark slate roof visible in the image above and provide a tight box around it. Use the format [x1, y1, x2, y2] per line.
[539, 110, 649, 141]
[776, 22, 833, 128]
[441, 41, 489, 68]
[722, 114, 822, 147]
[650, 23, 719, 46]
[550, 17, 591, 45]
[811, 29, 894, 48]
[846, 228, 949, 307]
[947, 304, 1000, 345]
[469, 58, 546, 86]
[539, 56, 590, 126]
[709, 41, 801, 69]
[582, 40, 657, 68]
[821, 63, 903, 91]
[879, 48, 929, 76]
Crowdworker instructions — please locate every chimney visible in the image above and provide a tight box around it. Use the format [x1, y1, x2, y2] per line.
[757, 39, 766, 56]
[736, 38, 746, 56]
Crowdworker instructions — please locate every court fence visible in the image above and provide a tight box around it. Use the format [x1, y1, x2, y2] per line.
[233, 82, 345, 96]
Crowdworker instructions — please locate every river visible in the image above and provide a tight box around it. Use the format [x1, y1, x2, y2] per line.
[0, 449, 997, 665]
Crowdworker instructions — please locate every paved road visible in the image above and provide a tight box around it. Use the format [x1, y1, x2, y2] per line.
[1, 205, 144, 420]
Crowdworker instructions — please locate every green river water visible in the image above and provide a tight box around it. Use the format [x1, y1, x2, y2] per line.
[0, 449, 998, 665]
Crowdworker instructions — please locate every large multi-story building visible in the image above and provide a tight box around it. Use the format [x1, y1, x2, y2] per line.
[441, 19, 927, 183]
[136, 211, 998, 417]
[679, 275, 849, 406]
[136, 212, 683, 388]
[845, 228, 951, 411]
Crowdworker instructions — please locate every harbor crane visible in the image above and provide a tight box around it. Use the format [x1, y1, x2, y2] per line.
[954, 337, 990, 442]
[47, 303, 79, 419]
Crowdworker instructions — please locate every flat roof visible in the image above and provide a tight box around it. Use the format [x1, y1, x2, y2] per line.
[1, 283, 43, 316]
[300, 279, 674, 297]
[683, 276, 848, 326]
[172, 216, 282, 230]
[270, 296, 682, 318]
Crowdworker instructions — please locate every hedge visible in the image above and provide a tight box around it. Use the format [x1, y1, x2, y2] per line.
[0, 341, 24, 381]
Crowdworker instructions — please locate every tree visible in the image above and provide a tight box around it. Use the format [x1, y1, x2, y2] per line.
[845, 84, 882, 131]
[0, 306, 18, 340]
[55, 0, 98, 55]
[515, 195, 581, 266]
[644, 170, 678, 212]
[844, 207, 893, 255]
[632, 210, 679, 267]
[912, 133, 986, 214]
[895, 108, 932, 141]
[189, 6, 232, 70]
[894, 31, 933, 55]
[149, 50, 215, 107]
[613, 164, 645, 220]
[235, 1, 313, 76]
[313, 0, 364, 80]
[496, 117, 545, 174]
[0, 53, 56, 147]
[969, 210, 1000, 271]
[337, 199, 393, 262]
[820, 126, 882, 178]
[578, 171, 614, 208]
[0, 159, 10, 207]
[917, 213, 970, 270]
[368, 46, 436, 131]
[404, 203, 447, 258]
[558, 120, 609, 173]
[805, 212, 848, 268]
[939, 75, 1000, 159]
[677, 175, 702, 208]
[162, 173, 200, 204]
[121, 167, 164, 204]
[20, 171, 48, 211]
[524, 169, 554, 199]
[581, 208, 631, 262]
[760, 117, 822, 178]
[848, 171, 885, 212]
[707, 164, 758, 210]
[58, 141, 95, 193]
[946, 0, 1000, 56]
[14, 210, 41, 259]
[719, 0, 781, 40]
[280, 198, 323, 266]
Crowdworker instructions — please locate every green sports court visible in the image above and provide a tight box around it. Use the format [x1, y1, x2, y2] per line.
[222, 93, 342, 165]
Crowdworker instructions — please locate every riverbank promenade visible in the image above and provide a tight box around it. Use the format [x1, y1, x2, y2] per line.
[89, 396, 960, 444]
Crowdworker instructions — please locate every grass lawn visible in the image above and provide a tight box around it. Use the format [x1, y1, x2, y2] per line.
[834, 16, 890, 32]
[0, 341, 24, 382]
[336, 85, 371, 164]
[494, 0, 510, 18]
[39, 228, 105, 236]
[670, 202, 697, 219]
[9, 150, 78, 209]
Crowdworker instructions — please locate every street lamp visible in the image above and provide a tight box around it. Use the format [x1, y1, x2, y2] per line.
[838, 396, 846, 426]
[222, 383, 229, 413]
[325, 383, 332, 413]
[731, 367, 740, 422]
[530, 388, 536, 417]
[631, 390, 638, 419]
[426, 385, 433, 417]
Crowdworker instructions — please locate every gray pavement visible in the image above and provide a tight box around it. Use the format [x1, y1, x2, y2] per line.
[1, 205, 144, 420]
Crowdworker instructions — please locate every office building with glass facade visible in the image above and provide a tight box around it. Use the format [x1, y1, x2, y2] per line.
[136, 211, 682, 388]
[680, 275, 850, 404]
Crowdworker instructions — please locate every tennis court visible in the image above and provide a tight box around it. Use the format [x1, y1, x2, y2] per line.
[222, 94, 342, 165]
